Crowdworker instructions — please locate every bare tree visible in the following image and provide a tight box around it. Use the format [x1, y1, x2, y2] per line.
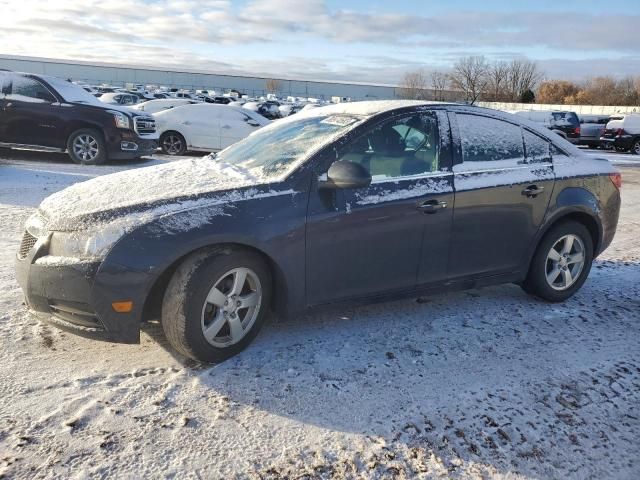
[486, 61, 509, 102]
[505, 59, 542, 102]
[265, 78, 281, 94]
[430, 71, 448, 101]
[398, 70, 430, 100]
[449, 56, 489, 104]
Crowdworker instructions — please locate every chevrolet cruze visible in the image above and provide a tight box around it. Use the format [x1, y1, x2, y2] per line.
[15, 101, 621, 362]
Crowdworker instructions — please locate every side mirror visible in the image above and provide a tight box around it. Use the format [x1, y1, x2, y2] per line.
[320, 160, 372, 189]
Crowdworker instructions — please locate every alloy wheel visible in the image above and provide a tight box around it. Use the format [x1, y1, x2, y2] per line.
[73, 134, 99, 162]
[545, 234, 585, 291]
[162, 135, 183, 155]
[200, 267, 262, 347]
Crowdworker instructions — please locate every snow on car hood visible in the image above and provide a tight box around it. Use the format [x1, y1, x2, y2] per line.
[38, 156, 280, 231]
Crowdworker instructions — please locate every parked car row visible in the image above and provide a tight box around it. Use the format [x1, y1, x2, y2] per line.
[510, 108, 640, 154]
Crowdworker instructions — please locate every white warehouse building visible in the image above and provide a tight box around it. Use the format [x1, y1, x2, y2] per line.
[0, 54, 401, 101]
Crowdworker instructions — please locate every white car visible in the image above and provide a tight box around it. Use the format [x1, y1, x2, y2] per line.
[99, 92, 139, 106]
[132, 98, 197, 114]
[154, 104, 270, 155]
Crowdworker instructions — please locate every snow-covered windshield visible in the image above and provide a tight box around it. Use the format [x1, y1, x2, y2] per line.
[42, 76, 104, 106]
[215, 114, 362, 180]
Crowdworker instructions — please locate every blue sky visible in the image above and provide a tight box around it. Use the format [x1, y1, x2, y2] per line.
[2, 0, 639, 84]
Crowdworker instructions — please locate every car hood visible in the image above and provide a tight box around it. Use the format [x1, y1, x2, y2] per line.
[38, 157, 277, 231]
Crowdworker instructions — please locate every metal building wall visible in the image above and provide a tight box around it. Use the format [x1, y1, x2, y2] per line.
[0, 55, 399, 100]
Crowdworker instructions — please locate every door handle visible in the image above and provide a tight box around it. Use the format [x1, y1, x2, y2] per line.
[182, 120, 191, 125]
[521, 185, 545, 198]
[221, 124, 231, 129]
[417, 199, 448, 214]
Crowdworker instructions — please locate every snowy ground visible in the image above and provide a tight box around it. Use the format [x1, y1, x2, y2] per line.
[0, 148, 639, 479]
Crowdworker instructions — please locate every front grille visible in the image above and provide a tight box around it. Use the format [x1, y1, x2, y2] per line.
[18, 231, 37, 259]
[134, 116, 156, 135]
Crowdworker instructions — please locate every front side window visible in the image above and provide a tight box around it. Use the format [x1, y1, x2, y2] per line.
[338, 114, 440, 180]
[457, 114, 524, 165]
[9, 76, 56, 103]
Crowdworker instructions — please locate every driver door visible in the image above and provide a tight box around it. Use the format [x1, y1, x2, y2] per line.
[305, 111, 455, 306]
[1, 74, 60, 147]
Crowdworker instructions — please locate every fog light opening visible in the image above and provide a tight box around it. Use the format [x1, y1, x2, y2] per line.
[120, 141, 139, 151]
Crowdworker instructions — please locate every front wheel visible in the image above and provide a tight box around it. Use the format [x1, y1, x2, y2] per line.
[160, 131, 186, 155]
[67, 129, 107, 165]
[161, 248, 272, 363]
[522, 221, 593, 302]
[631, 139, 640, 155]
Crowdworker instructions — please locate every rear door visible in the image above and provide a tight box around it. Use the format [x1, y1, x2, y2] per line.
[448, 111, 555, 279]
[305, 110, 454, 305]
[1, 74, 60, 147]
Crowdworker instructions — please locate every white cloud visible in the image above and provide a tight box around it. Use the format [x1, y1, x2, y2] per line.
[1, 0, 639, 83]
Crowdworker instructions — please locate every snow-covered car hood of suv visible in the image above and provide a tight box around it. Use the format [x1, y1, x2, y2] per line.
[38, 157, 280, 231]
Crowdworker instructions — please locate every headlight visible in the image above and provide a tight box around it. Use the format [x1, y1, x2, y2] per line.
[25, 214, 48, 238]
[108, 110, 130, 129]
[49, 224, 125, 258]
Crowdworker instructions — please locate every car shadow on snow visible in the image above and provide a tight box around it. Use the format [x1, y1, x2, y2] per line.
[141, 259, 640, 477]
[0, 147, 159, 167]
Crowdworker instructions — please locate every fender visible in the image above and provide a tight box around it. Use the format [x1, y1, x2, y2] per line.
[94, 189, 309, 325]
[523, 186, 603, 272]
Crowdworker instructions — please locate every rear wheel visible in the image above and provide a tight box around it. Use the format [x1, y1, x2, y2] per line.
[67, 129, 106, 165]
[631, 139, 640, 155]
[161, 248, 272, 363]
[160, 131, 186, 155]
[522, 221, 593, 302]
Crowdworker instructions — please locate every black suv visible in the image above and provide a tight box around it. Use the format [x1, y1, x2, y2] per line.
[0, 72, 158, 164]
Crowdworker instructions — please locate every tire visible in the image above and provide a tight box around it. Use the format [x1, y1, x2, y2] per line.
[160, 131, 186, 155]
[522, 221, 593, 302]
[161, 248, 272, 363]
[631, 139, 640, 155]
[67, 129, 107, 165]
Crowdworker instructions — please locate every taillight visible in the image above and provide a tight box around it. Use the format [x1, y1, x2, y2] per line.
[609, 172, 622, 190]
[574, 127, 581, 135]
[616, 128, 626, 137]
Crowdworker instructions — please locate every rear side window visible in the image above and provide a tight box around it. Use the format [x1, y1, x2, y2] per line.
[523, 130, 551, 163]
[9, 75, 56, 103]
[551, 112, 579, 127]
[457, 114, 524, 164]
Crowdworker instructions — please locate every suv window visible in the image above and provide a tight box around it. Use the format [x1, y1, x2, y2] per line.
[9, 75, 56, 103]
[457, 114, 524, 164]
[523, 130, 551, 163]
[550, 112, 579, 128]
[338, 114, 440, 180]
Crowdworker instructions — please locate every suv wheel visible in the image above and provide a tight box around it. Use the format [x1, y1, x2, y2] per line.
[522, 221, 593, 302]
[160, 131, 186, 155]
[161, 248, 272, 363]
[67, 129, 106, 165]
[631, 139, 640, 155]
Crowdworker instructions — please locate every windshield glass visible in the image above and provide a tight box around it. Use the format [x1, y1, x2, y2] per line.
[215, 114, 363, 180]
[42, 75, 104, 106]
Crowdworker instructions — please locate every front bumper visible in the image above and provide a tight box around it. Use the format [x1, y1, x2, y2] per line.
[106, 130, 158, 160]
[15, 235, 151, 343]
